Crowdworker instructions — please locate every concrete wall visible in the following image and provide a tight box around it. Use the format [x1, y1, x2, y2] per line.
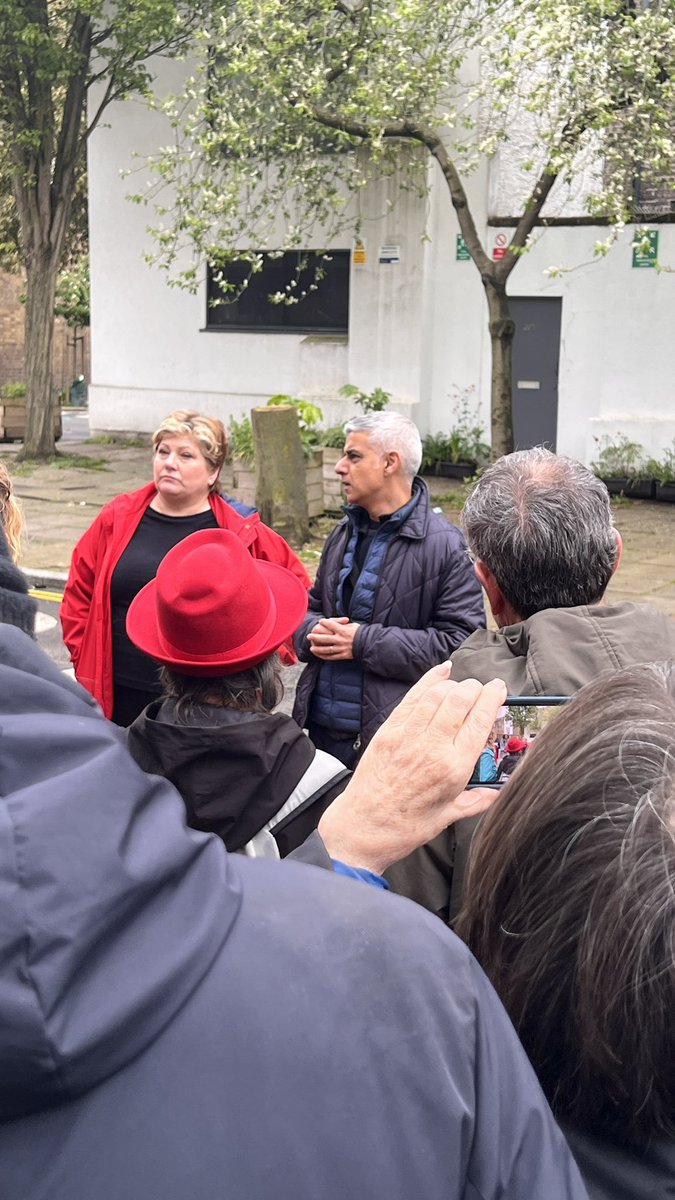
[87, 64, 675, 461]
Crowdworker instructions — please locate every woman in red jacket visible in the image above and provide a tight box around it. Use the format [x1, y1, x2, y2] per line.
[60, 410, 310, 724]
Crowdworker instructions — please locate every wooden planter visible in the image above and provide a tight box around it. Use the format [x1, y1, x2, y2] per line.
[321, 446, 344, 512]
[232, 451, 328, 518]
[304, 451, 324, 519]
[231, 462, 257, 510]
[601, 477, 656, 500]
[0, 399, 62, 443]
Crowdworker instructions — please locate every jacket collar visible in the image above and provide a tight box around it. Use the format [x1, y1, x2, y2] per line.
[342, 477, 430, 540]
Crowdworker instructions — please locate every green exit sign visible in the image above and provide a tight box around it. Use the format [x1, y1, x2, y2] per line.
[632, 229, 658, 269]
[456, 235, 471, 262]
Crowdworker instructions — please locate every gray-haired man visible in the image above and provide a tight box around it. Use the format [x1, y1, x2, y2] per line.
[293, 411, 486, 767]
[449, 446, 675, 691]
[386, 446, 675, 919]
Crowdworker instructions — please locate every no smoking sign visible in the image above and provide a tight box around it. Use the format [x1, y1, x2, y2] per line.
[493, 232, 508, 261]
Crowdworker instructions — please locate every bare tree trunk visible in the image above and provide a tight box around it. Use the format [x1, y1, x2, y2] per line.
[251, 405, 310, 544]
[484, 279, 515, 459]
[21, 248, 59, 459]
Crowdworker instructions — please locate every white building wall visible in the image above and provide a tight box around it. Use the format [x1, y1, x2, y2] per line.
[421, 158, 492, 437]
[430, 197, 675, 461]
[88, 74, 426, 432]
[89, 79, 323, 431]
[88, 64, 675, 460]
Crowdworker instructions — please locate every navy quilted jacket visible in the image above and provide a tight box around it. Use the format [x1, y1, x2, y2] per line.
[293, 479, 486, 748]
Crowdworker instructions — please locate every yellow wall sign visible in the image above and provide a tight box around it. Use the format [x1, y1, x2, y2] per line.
[353, 239, 367, 265]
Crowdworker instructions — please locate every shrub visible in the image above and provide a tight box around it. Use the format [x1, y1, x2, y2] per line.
[422, 389, 490, 470]
[339, 383, 391, 413]
[228, 414, 256, 465]
[1, 382, 27, 400]
[591, 435, 648, 480]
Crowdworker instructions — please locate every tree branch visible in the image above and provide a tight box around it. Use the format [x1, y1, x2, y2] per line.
[308, 103, 493, 273]
[334, 0, 371, 17]
[493, 117, 587, 281]
[51, 14, 92, 259]
[402, 121, 493, 276]
[493, 164, 559, 282]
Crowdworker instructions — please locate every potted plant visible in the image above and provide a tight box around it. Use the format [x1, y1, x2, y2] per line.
[648, 440, 675, 503]
[423, 390, 490, 478]
[229, 396, 326, 464]
[316, 424, 347, 511]
[319, 423, 347, 450]
[591, 435, 655, 499]
[422, 432, 451, 476]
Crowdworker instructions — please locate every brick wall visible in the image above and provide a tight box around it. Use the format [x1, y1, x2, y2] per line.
[0, 271, 91, 397]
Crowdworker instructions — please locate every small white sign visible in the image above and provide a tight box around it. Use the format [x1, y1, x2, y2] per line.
[517, 380, 541, 390]
[379, 244, 401, 264]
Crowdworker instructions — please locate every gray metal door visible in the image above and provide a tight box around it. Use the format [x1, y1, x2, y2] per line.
[510, 297, 562, 451]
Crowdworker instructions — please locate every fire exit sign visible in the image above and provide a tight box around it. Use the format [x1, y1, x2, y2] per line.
[456, 235, 471, 261]
[632, 229, 659, 269]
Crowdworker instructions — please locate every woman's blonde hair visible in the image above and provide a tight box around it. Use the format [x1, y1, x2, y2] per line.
[0, 460, 23, 562]
[152, 411, 227, 488]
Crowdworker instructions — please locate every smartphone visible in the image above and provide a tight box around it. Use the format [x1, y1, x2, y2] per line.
[467, 695, 571, 788]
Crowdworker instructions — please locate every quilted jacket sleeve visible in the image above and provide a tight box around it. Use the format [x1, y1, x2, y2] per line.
[353, 537, 486, 683]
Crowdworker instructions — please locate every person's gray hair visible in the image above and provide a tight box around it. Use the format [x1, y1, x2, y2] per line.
[456, 661, 675, 1146]
[462, 447, 618, 617]
[344, 413, 422, 478]
[159, 653, 283, 720]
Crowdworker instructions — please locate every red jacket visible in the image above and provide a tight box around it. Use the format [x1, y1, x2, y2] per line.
[60, 484, 310, 718]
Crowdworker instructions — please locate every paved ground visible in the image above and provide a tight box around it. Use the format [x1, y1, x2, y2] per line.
[4, 414, 675, 672]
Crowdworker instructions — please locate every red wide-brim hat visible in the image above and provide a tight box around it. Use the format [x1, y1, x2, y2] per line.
[505, 736, 528, 753]
[126, 528, 308, 676]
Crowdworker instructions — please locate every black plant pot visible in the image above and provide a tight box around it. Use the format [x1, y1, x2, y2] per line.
[601, 477, 656, 500]
[654, 481, 675, 504]
[438, 461, 477, 479]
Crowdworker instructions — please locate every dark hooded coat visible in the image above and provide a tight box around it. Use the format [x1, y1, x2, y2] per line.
[127, 699, 349, 855]
[0, 626, 588, 1200]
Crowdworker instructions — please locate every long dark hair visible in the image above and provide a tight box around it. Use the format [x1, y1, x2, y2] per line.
[159, 653, 283, 723]
[455, 662, 675, 1147]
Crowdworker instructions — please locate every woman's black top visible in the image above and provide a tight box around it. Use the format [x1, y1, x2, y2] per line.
[110, 506, 219, 695]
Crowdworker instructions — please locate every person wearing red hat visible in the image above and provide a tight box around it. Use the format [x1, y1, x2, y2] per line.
[498, 737, 528, 780]
[126, 529, 350, 858]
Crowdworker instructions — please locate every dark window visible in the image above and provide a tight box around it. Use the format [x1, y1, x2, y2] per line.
[206, 251, 350, 333]
[632, 173, 675, 217]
